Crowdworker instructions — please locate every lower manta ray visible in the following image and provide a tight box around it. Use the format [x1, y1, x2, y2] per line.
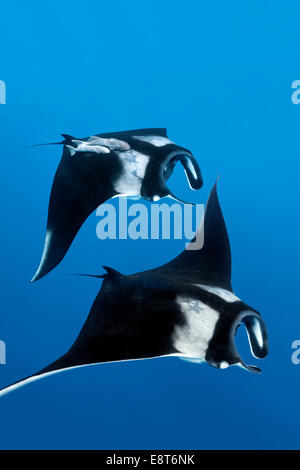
[0, 183, 268, 397]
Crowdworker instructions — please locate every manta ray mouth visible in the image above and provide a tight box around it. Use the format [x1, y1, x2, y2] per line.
[163, 152, 203, 190]
[232, 311, 269, 373]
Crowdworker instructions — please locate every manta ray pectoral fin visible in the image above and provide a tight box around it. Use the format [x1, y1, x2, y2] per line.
[0, 369, 64, 398]
[153, 181, 232, 290]
[0, 351, 94, 397]
[31, 141, 117, 282]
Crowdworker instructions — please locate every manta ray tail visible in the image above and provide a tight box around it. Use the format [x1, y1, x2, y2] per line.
[73, 266, 124, 281]
[23, 134, 74, 149]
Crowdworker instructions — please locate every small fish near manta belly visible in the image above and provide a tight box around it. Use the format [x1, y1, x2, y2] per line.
[67, 136, 131, 156]
[29, 128, 203, 282]
[0, 182, 269, 397]
[66, 142, 111, 156]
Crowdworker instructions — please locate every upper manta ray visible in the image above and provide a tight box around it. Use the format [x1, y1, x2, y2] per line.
[30, 128, 203, 282]
[0, 183, 268, 397]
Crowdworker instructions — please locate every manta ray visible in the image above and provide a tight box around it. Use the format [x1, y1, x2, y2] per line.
[0, 182, 268, 397]
[30, 128, 203, 282]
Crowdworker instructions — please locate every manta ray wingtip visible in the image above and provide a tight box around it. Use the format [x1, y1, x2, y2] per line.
[30, 270, 41, 283]
[212, 175, 221, 191]
[30, 262, 47, 282]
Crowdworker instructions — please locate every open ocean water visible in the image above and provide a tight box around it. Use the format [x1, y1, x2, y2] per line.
[0, 1, 299, 450]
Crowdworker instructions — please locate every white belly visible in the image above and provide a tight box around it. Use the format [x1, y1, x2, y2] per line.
[173, 296, 219, 359]
[114, 150, 150, 195]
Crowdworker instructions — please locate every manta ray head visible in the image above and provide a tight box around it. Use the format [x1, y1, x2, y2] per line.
[205, 306, 269, 374]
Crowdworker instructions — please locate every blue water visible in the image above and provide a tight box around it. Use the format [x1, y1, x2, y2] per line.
[0, 1, 299, 450]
